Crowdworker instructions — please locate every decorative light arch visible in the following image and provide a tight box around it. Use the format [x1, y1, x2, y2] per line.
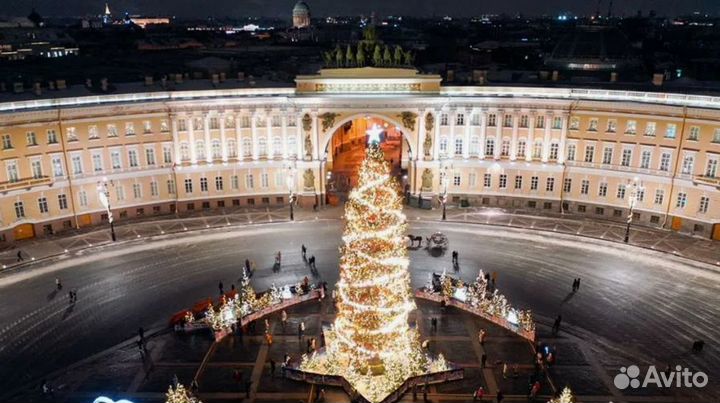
[319, 112, 418, 159]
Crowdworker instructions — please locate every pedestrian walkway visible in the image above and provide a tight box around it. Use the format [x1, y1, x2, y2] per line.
[2, 203, 718, 275]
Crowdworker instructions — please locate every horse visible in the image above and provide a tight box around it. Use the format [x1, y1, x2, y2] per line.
[407, 235, 423, 247]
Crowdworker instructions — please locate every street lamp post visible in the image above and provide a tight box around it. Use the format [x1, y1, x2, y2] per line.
[97, 177, 116, 242]
[439, 160, 451, 221]
[624, 177, 643, 243]
[286, 163, 297, 221]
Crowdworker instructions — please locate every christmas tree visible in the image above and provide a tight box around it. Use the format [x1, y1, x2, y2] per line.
[300, 143, 446, 402]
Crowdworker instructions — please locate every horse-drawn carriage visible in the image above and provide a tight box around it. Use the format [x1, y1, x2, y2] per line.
[426, 232, 449, 250]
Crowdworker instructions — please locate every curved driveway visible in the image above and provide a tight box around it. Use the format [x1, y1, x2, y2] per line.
[0, 219, 718, 396]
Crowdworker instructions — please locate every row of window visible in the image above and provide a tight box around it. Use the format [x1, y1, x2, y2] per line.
[439, 113, 563, 129]
[176, 114, 297, 132]
[178, 135, 298, 161]
[182, 172, 285, 194]
[570, 117, 720, 142]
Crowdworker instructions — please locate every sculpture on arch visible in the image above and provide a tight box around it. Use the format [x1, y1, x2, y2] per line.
[398, 111, 417, 132]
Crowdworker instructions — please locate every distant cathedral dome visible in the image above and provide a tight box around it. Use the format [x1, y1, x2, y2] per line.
[292, 1, 311, 28]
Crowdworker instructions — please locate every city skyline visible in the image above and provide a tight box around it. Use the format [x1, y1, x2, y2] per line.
[3, 0, 719, 18]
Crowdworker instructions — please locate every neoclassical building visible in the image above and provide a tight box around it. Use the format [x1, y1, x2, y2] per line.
[0, 68, 719, 241]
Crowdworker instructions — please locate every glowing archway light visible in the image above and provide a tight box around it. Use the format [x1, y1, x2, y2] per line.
[93, 397, 135, 403]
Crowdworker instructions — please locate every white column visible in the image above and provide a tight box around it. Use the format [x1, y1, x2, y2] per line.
[296, 114, 302, 158]
[203, 113, 212, 163]
[449, 111, 456, 158]
[542, 113, 552, 163]
[251, 111, 259, 160]
[235, 114, 242, 161]
[479, 111, 487, 159]
[281, 112, 288, 159]
[312, 112, 320, 160]
[558, 113, 568, 164]
[526, 113, 535, 162]
[267, 111, 274, 158]
[510, 112, 519, 161]
[171, 114, 181, 164]
[463, 108, 471, 159]
[494, 110, 503, 159]
[219, 112, 228, 162]
[188, 115, 197, 164]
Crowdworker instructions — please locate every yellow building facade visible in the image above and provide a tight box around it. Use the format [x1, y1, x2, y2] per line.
[0, 68, 718, 241]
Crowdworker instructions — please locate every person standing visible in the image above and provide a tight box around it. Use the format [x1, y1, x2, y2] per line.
[55, 278, 62, 290]
[552, 315, 562, 335]
[301, 244, 307, 259]
[575, 278, 581, 290]
[218, 281, 224, 295]
[473, 386, 484, 402]
[529, 380, 541, 401]
[502, 362, 508, 379]
[16, 250, 24, 262]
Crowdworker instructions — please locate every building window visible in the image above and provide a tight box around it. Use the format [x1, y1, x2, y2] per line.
[485, 138, 494, 156]
[584, 145, 595, 163]
[699, 196, 709, 213]
[79, 190, 88, 207]
[617, 184, 626, 199]
[536, 116, 545, 129]
[261, 173, 269, 188]
[258, 137, 267, 157]
[606, 119, 617, 133]
[563, 178, 572, 192]
[530, 176, 538, 190]
[2, 134, 12, 149]
[178, 143, 189, 162]
[242, 137, 252, 157]
[598, 183, 608, 197]
[453, 174, 461, 186]
[111, 151, 121, 169]
[163, 146, 172, 164]
[107, 124, 118, 137]
[116, 186, 125, 201]
[440, 114, 448, 126]
[602, 146, 613, 165]
[454, 138, 463, 155]
[688, 126, 700, 141]
[227, 140, 237, 159]
[665, 124, 677, 139]
[125, 122, 135, 136]
[581, 180, 589, 195]
[676, 192, 687, 208]
[503, 114, 513, 127]
[566, 144, 576, 161]
[659, 152, 671, 172]
[483, 173, 491, 187]
[533, 141, 543, 159]
[654, 189, 664, 205]
[241, 116, 251, 128]
[128, 150, 139, 168]
[52, 156, 64, 177]
[210, 117, 219, 130]
[546, 177, 555, 192]
[287, 136, 297, 158]
[212, 140, 222, 159]
[517, 140, 526, 157]
[31, 160, 43, 178]
[588, 118, 598, 132]
[167, 179, 176, 194]
[514, 175, 523, 189]
[625, 120, 637, 135]
[71, 155, 83, 175]
[146, 148, 156, 166]
[184, 179, 193, 193]
[92, 153, 103, 172]
[272, 136, 282, 156]
[6, 161, 19, 182]
[133, 183, 142, 199]
[26, 131, 38, 145]
[456, 113, 464, 125]
[196, 141, 206, 160]
[595, 207, 605, 215]
[621, 149, 632, 167]
[150, 181, 159, 197]
[487, 114, 496, 127]
[469, 136, 480, 155]
[501, 139, 510, 157]
[215, 176, 223, 191]
[275, 171, 285, 187]
[713, 129, 720, 143]
[177, 119, 187, 131]
[549, 143, 559, 160]
[246, 174, 254, 189]
[66, 127, 77, 141]
[14, 201, 25, 219]
[193, 117, 202, 131]
[439, 136, 448, 155]
[47, 130, 58, 144]
[681, 155, 694, 175]
[706, 159, 718, 178]
[231, 175, 239, 190]
[517, 114, 527, 128]
[552, 116, 563, 129]
[644, 122, 656, 137]
[38, 197, 48, 213]
[640, 150, 652, 169]
[637, 189, 645, 202]
[499, 174, 507, 189]
[471, 114, 481, 126]
[200, 177, 208, 192]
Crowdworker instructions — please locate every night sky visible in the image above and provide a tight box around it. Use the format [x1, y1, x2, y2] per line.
[3, 0, 718, 18]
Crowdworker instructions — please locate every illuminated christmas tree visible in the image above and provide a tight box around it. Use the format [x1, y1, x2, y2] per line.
[300, 141, 447, 402]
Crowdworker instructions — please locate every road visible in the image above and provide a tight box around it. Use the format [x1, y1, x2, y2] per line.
[0, 219, 718, 396]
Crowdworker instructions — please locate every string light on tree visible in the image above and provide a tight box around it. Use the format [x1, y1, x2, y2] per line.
[548, 387, 576, 403]
[165, 384, 201, 403]
[300, 142, 448, 402]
